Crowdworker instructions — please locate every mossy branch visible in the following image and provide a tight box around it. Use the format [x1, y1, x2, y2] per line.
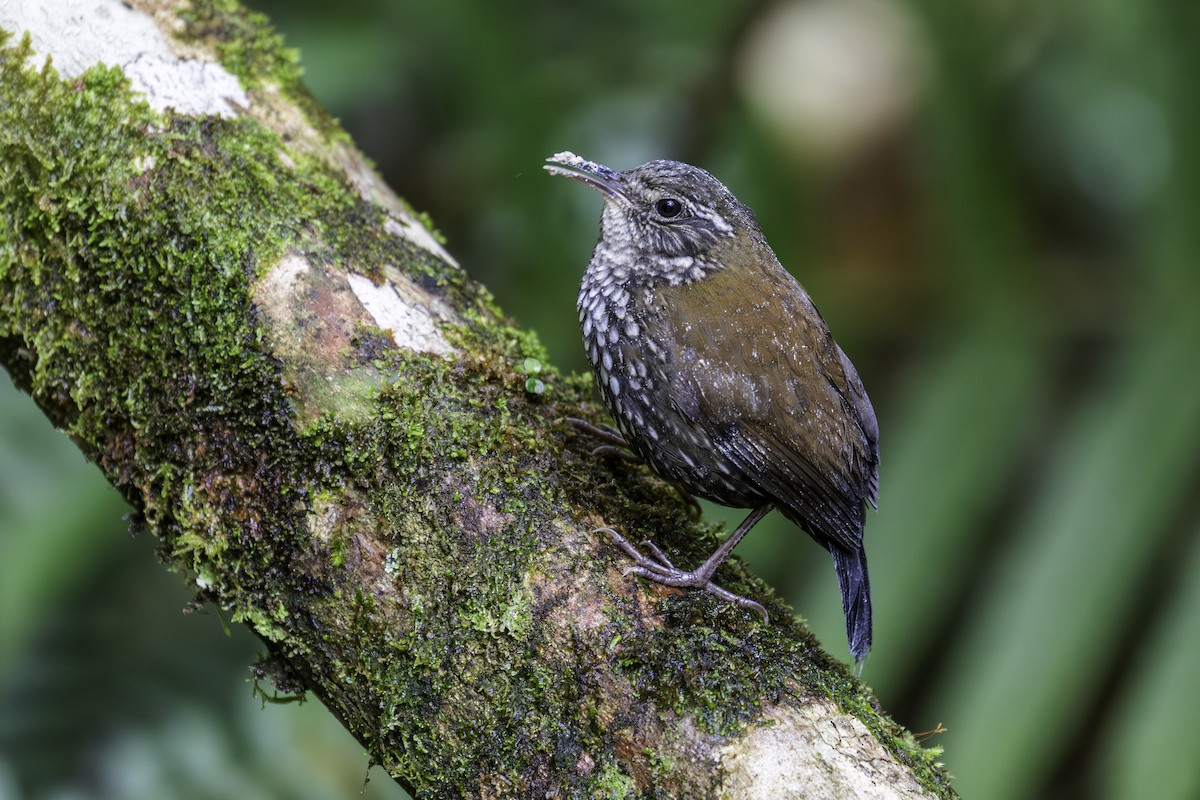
[0, 2, 954, 798]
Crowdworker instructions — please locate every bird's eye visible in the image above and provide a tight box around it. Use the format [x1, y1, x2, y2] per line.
[654, 197, 684, 219]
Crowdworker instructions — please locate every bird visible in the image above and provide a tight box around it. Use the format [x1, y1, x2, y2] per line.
[544, 151, 880, 666]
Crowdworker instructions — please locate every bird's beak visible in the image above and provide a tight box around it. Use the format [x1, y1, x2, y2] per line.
[544, 152, 628, 202]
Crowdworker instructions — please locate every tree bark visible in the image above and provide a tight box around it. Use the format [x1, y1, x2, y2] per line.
[0, 2, 954, 797]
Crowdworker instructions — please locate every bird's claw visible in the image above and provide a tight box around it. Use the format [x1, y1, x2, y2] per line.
[564, 422, 701, 513]
[595, 527, 769, 624]
[639, 539, 675, 567]
[590, 444, 640, 461]
[561, 417, 631, 449]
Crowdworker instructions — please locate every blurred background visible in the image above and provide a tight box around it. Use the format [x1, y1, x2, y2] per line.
[3, 1, 1199, 798]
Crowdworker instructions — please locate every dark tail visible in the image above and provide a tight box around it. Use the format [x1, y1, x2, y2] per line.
[831, 544, 872, 668]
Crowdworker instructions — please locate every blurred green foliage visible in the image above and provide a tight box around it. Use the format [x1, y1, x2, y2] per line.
[2, 1, 1199, 798]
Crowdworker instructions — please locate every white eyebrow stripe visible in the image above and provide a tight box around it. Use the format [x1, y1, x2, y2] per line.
[692, 204, 734, 235]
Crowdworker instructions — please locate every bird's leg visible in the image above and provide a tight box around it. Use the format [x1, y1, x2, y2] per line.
[599, 503, 773, 622]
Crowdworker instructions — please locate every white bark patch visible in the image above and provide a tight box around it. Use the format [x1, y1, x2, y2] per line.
[718, 699, 936, 799]
[255, 251, 310, 310]
[346, 273, 455, 356]
[1, 0, 248, 117]
[384, 217, 460, 271]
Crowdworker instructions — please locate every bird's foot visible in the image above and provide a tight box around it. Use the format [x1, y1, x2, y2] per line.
[597, 527, 768, 623]
[559, 417, 639, 460]
[561, 418, 702, 515]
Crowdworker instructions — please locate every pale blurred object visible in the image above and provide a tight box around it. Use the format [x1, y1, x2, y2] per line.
[736, 0, 927, 165]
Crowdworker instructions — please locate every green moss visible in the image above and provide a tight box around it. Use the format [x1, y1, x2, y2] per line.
[0, 26, 473, 630]
[281, 349, 641, 794]
[594, 762, 637, 799]
[231, 602, 291, 643]
[644, 749, 676, 785]
[415, 210, 448, 244]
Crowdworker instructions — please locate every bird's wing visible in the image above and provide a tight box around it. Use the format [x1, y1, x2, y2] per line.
[664, 258, 879, 550]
